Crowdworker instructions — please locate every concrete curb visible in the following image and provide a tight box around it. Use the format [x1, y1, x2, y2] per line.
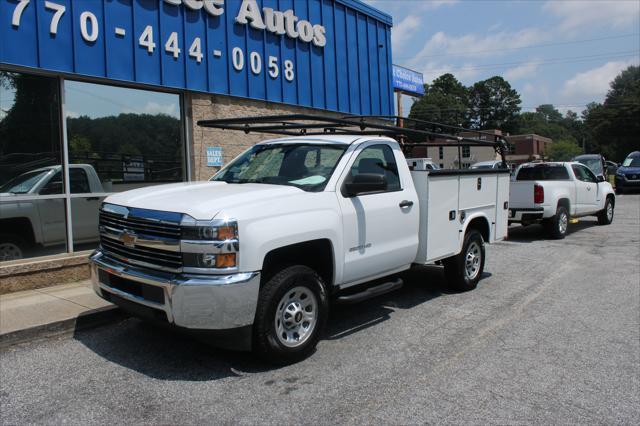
[0, 306, 127, 350]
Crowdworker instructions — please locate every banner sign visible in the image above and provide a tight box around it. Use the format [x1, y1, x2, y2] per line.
[1, 0, 394, 116]
[392, 65, 424, 96]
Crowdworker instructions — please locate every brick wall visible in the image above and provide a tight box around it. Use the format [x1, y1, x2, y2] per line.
[188, 93, 341, 181]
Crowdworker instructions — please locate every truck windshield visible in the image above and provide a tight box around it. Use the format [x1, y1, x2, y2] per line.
[576, 158, 603, 175]
[0, 170, 50, 194]
[211, 143, 347, 192]
[516, 166, 570, 181]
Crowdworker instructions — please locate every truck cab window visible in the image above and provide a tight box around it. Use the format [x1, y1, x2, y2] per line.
[348, 144, 401, 192]
[70, 169, 91, 194]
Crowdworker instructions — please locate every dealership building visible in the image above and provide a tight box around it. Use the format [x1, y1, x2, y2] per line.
[0, 0, 395, 289]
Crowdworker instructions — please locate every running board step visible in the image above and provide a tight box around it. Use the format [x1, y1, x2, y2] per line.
[336, 278, 403, 304]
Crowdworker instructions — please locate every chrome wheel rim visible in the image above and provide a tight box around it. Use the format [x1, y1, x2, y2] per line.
[607, 203, 613, 221]
[465, 241, 482, 280]
[559, 212, 568, 234]
[275, 286, 318, 348]
[0, 243, 23, 261]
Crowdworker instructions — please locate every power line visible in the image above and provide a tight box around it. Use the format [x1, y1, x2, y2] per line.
[394, 33, 640, 60]
[412, 50, 639, 74]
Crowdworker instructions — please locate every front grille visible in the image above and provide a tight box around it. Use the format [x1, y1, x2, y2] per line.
[100, 235, 183, 271]
[99, 210, 181, 239]
[99, 205, 183, 272]
[626, 174, 639, 180]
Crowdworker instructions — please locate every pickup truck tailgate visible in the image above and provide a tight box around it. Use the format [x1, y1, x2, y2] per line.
[509, 182, 534, 209]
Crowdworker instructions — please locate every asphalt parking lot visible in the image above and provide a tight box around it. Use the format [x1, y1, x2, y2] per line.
[1, 195, 638, 424]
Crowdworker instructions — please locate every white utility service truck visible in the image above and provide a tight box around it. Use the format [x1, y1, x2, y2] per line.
[90, 115, 510, 363]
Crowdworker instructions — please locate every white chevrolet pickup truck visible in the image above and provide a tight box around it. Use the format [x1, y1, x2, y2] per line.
[90, 115, 510, 362]
[509, 162, 615, 239]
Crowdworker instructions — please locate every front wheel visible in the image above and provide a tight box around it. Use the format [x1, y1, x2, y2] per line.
[443, 230, 485, 292]
[253, 265, 329, 364]
[597, 197, 614, 225]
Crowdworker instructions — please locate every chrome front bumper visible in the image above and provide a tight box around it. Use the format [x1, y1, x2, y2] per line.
[90, 250, 260, 330]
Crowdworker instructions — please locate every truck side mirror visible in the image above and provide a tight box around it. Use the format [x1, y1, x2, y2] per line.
[343, 174, 387, 197]
[597, 175, 605, 182]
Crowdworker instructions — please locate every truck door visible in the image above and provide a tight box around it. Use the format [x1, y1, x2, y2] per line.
[571, 164, 598, 214]
[337, 142, 419, 285]
[69, 168, 102, 243]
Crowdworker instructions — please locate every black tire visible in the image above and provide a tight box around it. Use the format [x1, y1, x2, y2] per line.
[615, 187, 624, 195]
[597, 197, 614, 225]
[253, 265, 329, 364]
[0, 234, 29, 261]
[545, 205, 569, 239]
[443, 230, 485, 292]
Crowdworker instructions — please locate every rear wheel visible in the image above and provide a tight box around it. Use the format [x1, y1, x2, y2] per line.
[546, 206, 568, 239]
[253, 265, 328, 364]
[597, 197, 614, 225]
[443, 230, 485, 292]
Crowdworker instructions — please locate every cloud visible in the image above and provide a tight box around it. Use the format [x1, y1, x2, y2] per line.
[143, 101, 179, 118]
[364, 0, 459, 14]
[420, 61, 481, 85]
[66, 110, 80, 119]
[392, 15, 421, 50]
[561, 60, 637, 101]
[543, 0, 640, 33]
[410, 28, 548, 64]
[503, 61, 539, 81]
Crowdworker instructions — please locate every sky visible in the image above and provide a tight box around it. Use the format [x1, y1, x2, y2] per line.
[366, 0, 640, 115]
[2, 0, 638, 121]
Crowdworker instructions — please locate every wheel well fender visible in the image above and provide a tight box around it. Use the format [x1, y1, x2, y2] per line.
[557, 198, 570, 211]
[0, 217, 35, 245]
[261, 239, 335, 288]
[464, 216, 490, 243]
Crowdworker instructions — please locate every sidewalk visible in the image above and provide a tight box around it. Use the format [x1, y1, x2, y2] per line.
[0, 281, 124, 349]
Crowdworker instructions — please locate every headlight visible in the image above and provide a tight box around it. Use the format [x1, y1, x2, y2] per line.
[616, 170, 624, 176]
[181, 221, 238, 240]
[181, 219, 239, 270]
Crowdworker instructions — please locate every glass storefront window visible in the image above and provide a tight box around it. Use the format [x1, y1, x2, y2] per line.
[1, 71, 68, 261]
[64, 80, 183, 253]
[0, 71, 184, 263]
[65, 81, 184, 193]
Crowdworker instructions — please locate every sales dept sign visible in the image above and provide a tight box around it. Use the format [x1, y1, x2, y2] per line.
[1, 0, 395, 116]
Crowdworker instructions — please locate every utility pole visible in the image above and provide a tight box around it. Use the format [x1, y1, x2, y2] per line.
[396, 92, 403, 127]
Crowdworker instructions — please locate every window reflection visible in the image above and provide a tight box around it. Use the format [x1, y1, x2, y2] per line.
[65, 81, 184, 193]
[1, 71, 67, 261]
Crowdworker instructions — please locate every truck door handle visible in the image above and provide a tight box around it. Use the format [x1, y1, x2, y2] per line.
[399, 200, 414, 208]
[85, 197, 100, 201]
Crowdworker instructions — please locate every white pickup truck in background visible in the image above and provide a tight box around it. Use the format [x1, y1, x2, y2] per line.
[89, 115, 511, 363]
[509, 162, 616, 239]
[0, 164, 104, 260]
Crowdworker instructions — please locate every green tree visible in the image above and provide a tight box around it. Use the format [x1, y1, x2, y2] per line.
[468, 76, 521, 130]
[408, 73, 470, 128]
[548, 139, 582, 161]
[584, 65, 640, 161]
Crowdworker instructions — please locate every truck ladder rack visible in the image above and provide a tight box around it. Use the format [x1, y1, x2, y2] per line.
[197, 114, 509, 164]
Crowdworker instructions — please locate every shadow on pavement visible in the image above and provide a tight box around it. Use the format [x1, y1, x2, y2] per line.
[507, 218, 601, 242]
[73, 265, 465, 380]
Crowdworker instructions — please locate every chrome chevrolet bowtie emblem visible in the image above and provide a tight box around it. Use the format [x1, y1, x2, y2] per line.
[120, 230, 137, 248]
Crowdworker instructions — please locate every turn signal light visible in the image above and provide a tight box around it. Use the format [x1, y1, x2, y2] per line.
[217, 225, 237, 240]
[216, 253, 237, 268]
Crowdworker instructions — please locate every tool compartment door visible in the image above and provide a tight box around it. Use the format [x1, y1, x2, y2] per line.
[412, 171, 461, 263]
